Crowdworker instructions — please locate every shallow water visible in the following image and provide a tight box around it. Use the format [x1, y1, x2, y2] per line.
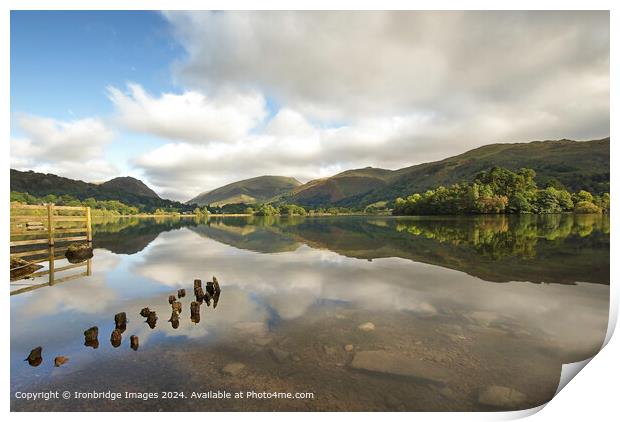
[10, 214, 609, 411]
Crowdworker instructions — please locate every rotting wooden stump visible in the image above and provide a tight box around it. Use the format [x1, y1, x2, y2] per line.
[110, 329, 122, 348]
[205, 281, 215, 297]
[84, 327, 99, 349]
[114, 312, 127, 329]
[195, 286, 205, 302]
[25, 346, 43, 367]
[190, 301, 201, 323]
[169, 310, 180, 329]
[140, 307, 151, 318]
[130, 335, 139, 351]
[168, 295, 177, 304]
[146, 311, 158, 329]
[172, 301, 182, 314]
[178, 288, 186, 298]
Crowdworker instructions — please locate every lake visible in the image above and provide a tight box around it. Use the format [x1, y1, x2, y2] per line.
[10, 214, 610, 411]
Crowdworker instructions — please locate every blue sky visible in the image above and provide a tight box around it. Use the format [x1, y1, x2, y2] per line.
[10, 11, 609, 201]
[11, 11, 180, 118]
[11, 11, 182, 178]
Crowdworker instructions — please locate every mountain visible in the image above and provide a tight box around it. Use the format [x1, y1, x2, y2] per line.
[100, 176, 160, 199]
[10, 169, 185, 211]
[188, 175, 302, 206]
[281, 137, 610, 207]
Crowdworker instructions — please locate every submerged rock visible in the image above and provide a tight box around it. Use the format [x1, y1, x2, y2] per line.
[54, 356, 69, 367]
[269, 347, 290, 363]
[130, 335, 139, 351]
[358, 322, 376, 332]
[25, 347, 42, 367]
[65, 243, 93, 264]
[84, 327, 99, 349]
[222, 362, 245, 376]
[350, 351, 449, 384]
[477, 385, 527, 409]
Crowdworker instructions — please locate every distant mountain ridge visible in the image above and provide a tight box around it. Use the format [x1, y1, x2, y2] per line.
[10, 169, 184, 211]
[11, 137, 610, 210]
[278, 137, 610, 207]
[188, 175, 302, 206]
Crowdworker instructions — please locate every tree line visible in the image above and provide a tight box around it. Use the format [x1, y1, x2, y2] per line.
[11, 191, 142, 215]
[393, 167, 610, 216]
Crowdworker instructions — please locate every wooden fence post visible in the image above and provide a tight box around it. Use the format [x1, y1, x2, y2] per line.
[47, 203, 55, 246]
[85, 206, 92, 242]
[48, 246, 55, 286]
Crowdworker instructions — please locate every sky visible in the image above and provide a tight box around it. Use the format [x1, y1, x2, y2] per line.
[10, 11, 610, 202]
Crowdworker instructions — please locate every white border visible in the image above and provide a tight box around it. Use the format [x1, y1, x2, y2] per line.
[2, 1, 617, 421]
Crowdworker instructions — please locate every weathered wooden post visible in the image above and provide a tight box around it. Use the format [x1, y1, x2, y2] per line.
[130, 335, 139, 351]
[146, 311, 158, 329]
[114, 312, 127, 332]
[47, 203, 54, 247]
[190, 301, 201, 323]
[110, 329, 122, 347]
[84, 327, 99, 349]
[85, 206, 92, 243]
[48, 246, 55, 286]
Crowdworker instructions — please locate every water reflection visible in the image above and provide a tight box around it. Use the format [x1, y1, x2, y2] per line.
[10, 214, 609, 411]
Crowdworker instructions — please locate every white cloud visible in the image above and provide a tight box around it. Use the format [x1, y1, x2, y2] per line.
[163, 11, 609, 122]
[11, 12, 609, 201]
[133, 108, 437, 200]
[11, 115, 118, 181]
[123, 11, 608, 200]
[107, 83, 267, 143]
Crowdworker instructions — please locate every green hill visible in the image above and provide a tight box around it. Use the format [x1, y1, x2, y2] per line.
[10, 169, 187, 212]
[282, 137, 609, 207]
[187, 175, 301, 206]
[100, 176, 160, 199]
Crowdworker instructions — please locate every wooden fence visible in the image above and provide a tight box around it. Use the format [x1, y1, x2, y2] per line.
[10, 204, 93, 294]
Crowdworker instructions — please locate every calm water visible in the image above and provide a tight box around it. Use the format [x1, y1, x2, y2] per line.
[10, 214, 609, 411]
